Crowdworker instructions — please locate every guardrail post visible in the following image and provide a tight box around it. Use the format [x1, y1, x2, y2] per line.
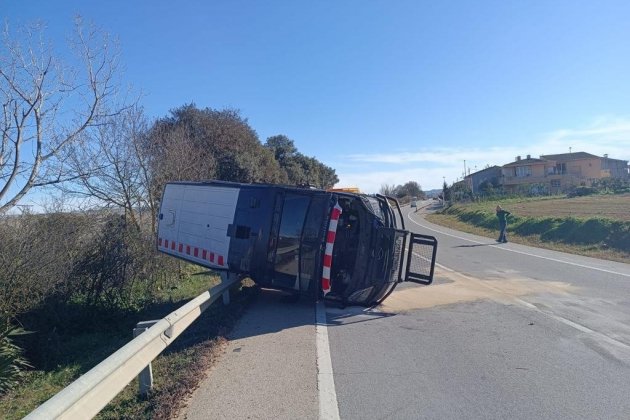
[220, 272, 231, 305]
[133, 320, 159, 398]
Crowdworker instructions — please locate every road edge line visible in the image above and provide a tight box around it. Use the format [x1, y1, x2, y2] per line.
[316, 301, 341, 420]
[407, 211, 630, 278]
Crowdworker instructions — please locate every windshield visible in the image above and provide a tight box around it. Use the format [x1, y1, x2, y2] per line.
[364, 196, 384, 220]
[374, 194, 397, 228]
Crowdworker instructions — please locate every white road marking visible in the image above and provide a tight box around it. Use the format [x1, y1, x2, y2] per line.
[438, 265, 630, 362]
[407, 211, 630, 278]
[316, 301, 340, 420]
[406, 208, 630, 360]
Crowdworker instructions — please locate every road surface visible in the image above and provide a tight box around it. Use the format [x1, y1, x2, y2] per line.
[180, 201, 630, 419]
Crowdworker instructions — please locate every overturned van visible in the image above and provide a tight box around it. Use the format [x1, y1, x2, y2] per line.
[157, 181, 437, 306]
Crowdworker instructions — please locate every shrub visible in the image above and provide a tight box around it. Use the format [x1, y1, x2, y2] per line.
[607, 222, 630, 250]
[458, 210, 496, 230]
[0, 210, 181, 372]
[567, 186, 597, 198]
[572, 219, 611, 244]
[512, 217, 556, 236]
[0, 213, 91, 323]
[441, 206, 630, 252]
[0, 325, 32, 395]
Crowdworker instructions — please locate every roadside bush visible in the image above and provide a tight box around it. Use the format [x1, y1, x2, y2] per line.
[65, 214, 180, 315]
[444, 206, 630, 252]
[70, 215, 142, 310]
[0, 326, 32, 395]
[24, 216, 181, 368]
[0, 212, 95, 391]
[512, 217, 559, 236]
[606, 222, 630, 250]
[540, 217, 583, 242]
[573, 219, 611, 244]
[538, 218, 607, 245]
[0, 213, 91, 325]
[457, 210, 496, 230]
[591, 178, 630, 194]
[567, 186, 597, 198]
[0, 210, 181, 375]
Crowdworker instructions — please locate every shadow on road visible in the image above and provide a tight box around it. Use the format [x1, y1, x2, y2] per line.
[326, 306, 397, 327]
[226, 288, 398, 341]
[453, 243, 497, 248]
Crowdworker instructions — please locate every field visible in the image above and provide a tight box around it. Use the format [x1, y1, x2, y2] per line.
[426, 194, 630, 263]
[462, 194, 630, 221]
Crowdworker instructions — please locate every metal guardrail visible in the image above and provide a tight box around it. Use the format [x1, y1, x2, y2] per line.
[25, 274, 240, 420]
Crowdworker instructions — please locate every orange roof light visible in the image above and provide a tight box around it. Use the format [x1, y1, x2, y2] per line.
[327, 187, 361, 193]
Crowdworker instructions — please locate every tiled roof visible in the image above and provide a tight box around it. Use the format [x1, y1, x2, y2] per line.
[466, 165, 501, 177]
[540, 152, 599, 161]
[503, 157, 546, 167]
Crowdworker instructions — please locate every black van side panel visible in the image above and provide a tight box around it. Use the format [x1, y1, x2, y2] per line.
[227, 187, 333, 297]
[227, 186, 278, 283]
[298, 193, 332, 295]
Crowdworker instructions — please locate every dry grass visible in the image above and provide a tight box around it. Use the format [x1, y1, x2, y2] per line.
[427, 194, 630, 263]
[468, 193, 630, 221]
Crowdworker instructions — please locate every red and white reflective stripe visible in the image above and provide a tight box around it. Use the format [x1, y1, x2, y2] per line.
[322, 203, 342, 295]
[157, 238, 226, 267]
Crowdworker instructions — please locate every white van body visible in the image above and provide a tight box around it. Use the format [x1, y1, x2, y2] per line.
[157, 183, 239, 269]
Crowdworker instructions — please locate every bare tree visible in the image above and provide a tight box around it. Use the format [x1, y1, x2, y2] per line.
[63, 105, 150, 231]
[379, 184, 397, 196]
[145, 121, 211, 230]
[0, 17, 124, 214]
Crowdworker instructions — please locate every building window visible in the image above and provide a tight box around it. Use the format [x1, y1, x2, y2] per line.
[551, 180, 561, 188]
[516, 166, 532, 177]
[555, 163, 566, 174]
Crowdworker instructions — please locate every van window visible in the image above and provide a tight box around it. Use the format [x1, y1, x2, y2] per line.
[299, 194, 328, 292]
[273, 194, 311, 287]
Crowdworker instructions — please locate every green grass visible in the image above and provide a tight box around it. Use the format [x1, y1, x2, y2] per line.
[0, 270, 258, 419]
[427, 194, 630, 263]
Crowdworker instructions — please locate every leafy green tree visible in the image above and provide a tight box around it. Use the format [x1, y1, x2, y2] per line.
[442, 181, 451, 201]
[389, 181, 424, 199]
[294, 155, 338, 189]
[265, 135, 298, 163]
[264, 135, 338, 189]
[399, 181, 424, 198]
[146, 105, 285, 192]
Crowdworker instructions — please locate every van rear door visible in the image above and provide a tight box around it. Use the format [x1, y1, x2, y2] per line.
[157, 183, 239, 270]
[404, 233, 437, 284]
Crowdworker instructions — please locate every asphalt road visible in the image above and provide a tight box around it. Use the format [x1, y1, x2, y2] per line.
[180, 201, 630, 419]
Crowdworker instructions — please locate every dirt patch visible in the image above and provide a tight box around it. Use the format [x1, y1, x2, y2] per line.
[379, 268, 574, 313]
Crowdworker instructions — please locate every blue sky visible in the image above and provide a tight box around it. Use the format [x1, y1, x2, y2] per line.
[4, 0, 630, 195]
